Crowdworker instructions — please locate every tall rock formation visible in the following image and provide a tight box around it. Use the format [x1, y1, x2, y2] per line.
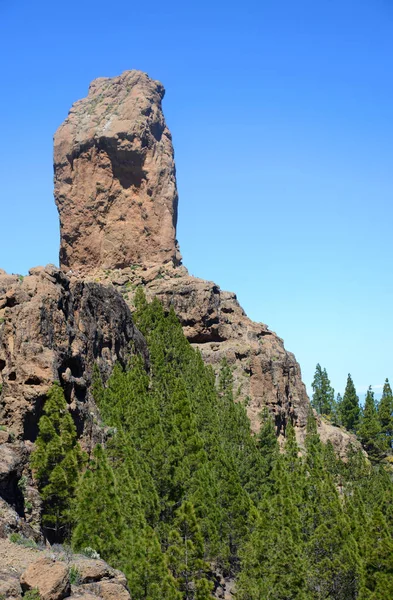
[54, 70, 181, 274]
[54, 70, 314, 439]
[52, 70, 358, 452]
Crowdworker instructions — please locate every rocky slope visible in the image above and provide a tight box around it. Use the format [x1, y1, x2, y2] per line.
[0, 265, 148, 535]
[54, 70, 181, 274]
[53, 69, 314, 439]
[0, 70, 357, 552]
[88, 263, 357, 454]
[51, 68, 357, 450]
[0, 538, 131, 599]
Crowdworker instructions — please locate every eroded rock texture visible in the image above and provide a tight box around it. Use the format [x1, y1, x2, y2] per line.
[52, 70, 357, 453]
[0, 539, 131, 600]
[0, 265, 147, 442]
[104, 264, 358, 454]
[96, 263, 311, 438]
[54, 70, 180, 274]
[0, 265, 148, 530]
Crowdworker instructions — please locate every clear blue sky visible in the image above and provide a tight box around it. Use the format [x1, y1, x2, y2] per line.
[1, 0, 392, 398]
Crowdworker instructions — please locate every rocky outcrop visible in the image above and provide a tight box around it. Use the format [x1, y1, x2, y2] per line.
[0, 265, 148, 527]
[54, 70, 181, 274]
[0, 539, 131, 600]
[53, 70, 311, 438]
[92, 263, 311, 437]
[51, 70, 357, 450]
[21, 557, 70, 599]
[0, 265, 147, 442]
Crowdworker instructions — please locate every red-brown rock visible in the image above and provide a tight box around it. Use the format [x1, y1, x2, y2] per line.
[20, 557, 70, 600]
[54, 70, 181, 274]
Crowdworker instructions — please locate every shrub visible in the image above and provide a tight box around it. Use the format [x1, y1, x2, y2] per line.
[24, 589, 41, 600]
[82, 546, 100, 559]
[9, 532, 37, 548]
[69, 565, 82, 585]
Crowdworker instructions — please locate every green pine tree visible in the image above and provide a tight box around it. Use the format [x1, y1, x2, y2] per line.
[302, 412, 363, 599]
[377, 379, 393, 452]
[31, 382, 85, 541]
[311, 364, 335, 416]
[238, 457, 310, 600]
[72, 444, 124, 562]
[167, 501, 213, 599]
[359, 387, 384, 460]
[340, 374, 360, 432]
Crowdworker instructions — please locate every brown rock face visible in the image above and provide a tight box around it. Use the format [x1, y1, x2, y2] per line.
[0, 265, 147, 442]
[20, 557, 70, 600]
[51, 69, 355, 451]
[0, 539, 131, 600]
[0, 265, 148, 531]
[99, 264, 310, 437]
[54, 70, 180, 274]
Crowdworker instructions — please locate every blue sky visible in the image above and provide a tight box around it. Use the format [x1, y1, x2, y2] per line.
[0, 0, 392, 397]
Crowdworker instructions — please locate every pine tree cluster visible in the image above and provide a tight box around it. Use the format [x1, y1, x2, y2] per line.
[31, 291, 393, 599]
[312, 364, 393, 461]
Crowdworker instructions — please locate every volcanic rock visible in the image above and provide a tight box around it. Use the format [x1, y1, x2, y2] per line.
[0, 265, 147, 443]
[54, 70, 180, 274]
[20, 557, 70, 600]
[51, 70, 358, 451]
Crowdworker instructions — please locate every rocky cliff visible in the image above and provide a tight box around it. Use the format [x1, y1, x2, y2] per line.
[0, 265, 148, 538]
[0, 71, 356, 545]
[52, 69, 318, 440]
[52, 69, 356, 451]
[0, 265, 147, 442]
[54, 71, 181, 274]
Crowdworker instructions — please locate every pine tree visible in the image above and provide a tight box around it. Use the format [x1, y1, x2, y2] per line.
[364, 508, 393, 599]
[377, 379, 393, 452]
[340, 374, 360, 432]
[302, 412, 364, 599]
[335, 393, 343, 426]
[311, 364, 335, 416]
[31, 382, 85, 541]
[123, 526, 181, 600]
[72, 444, 124, 562]
[359, 387, 384, 460]
[166, 501, 213, 599]
[238, 457, 310, 600]
[257, 408, 279, 494]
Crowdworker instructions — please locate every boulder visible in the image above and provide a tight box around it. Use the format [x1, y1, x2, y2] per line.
[0, 570, 22, 598]
[20, 557, 70, 600]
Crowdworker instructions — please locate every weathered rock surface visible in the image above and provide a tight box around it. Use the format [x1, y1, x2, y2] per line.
[52, 70, 357, 452]
[20, 557, 70, 600]
[0, 539, 131, 600]
[94, 263, 309, 436]
[0, 264, 148, 526]
[52, 71, 350, 450]
[0, 265, 147, 442]
[90, 264, 358, 455]
[54, 70, 180, 274]
[0, 570, 22, 598]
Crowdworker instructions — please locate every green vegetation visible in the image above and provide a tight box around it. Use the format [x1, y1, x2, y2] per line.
[24, 590, 41, 600]
[340, 373, 361, 432]
[69, 565, 82, 585]
[311, 364, 393, 463]
[311, 363, 336, 420]
[9, 532, 37, 548]
[30, 382, 86, 541]
[31, 294, 393, 599]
